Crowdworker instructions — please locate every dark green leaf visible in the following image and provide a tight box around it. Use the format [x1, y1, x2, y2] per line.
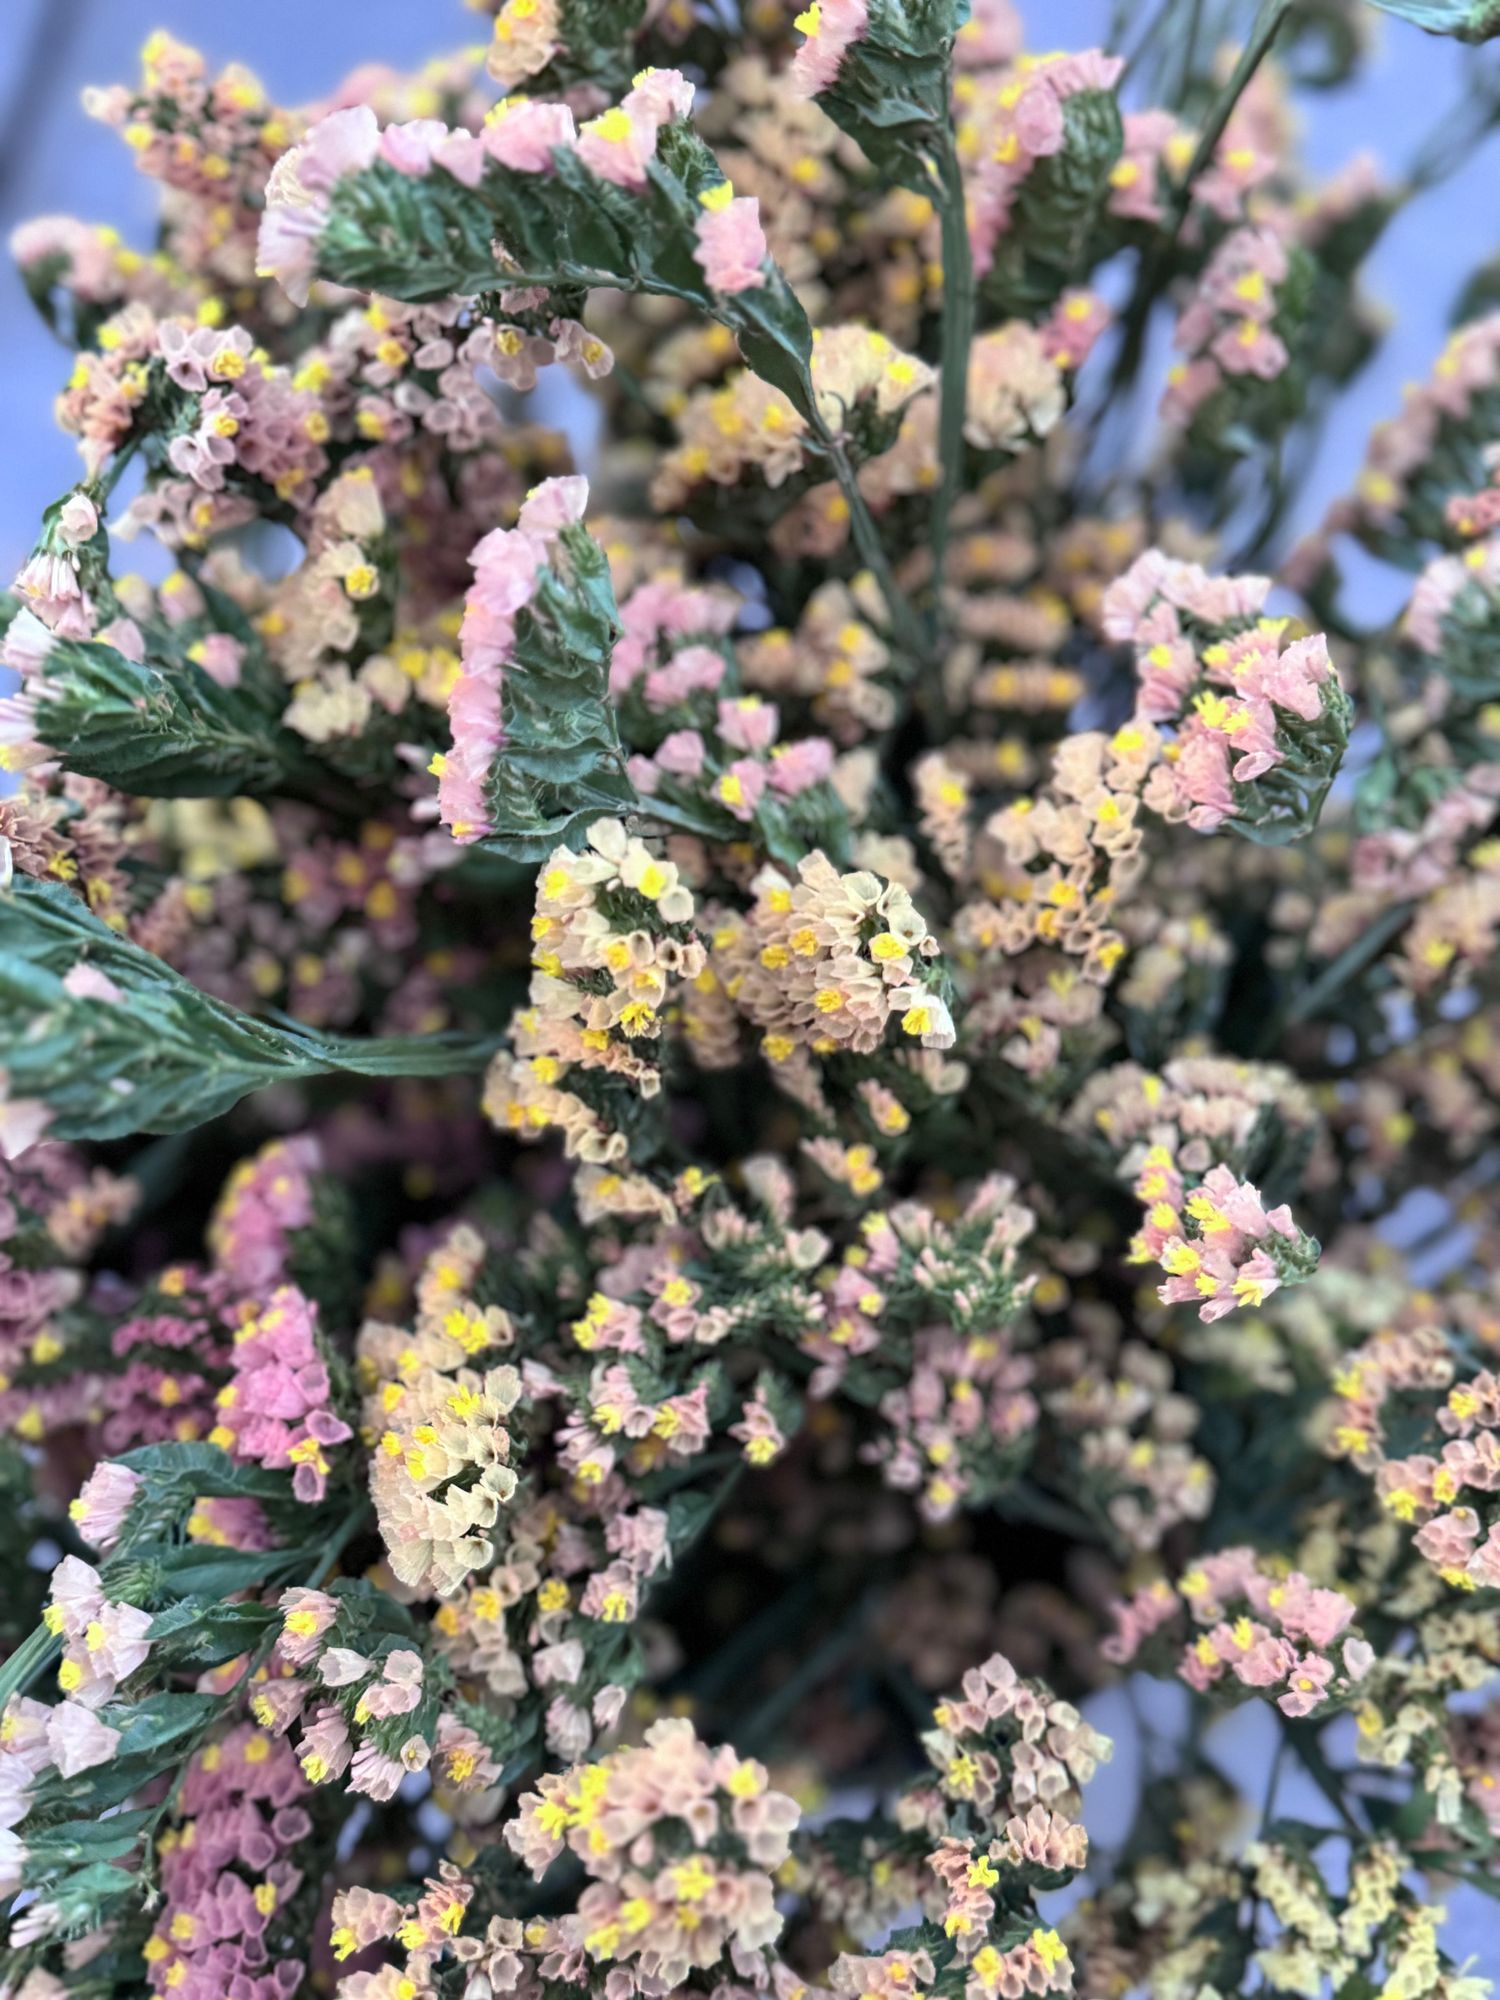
[0, 878, 497, 1142]
[30, 636, 310, 798]
[317, 139, 816, 417]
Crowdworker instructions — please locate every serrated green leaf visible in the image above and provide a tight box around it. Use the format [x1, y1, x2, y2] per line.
[317, 135, 816, 417]
[29, 636, 310, 798]
[983, 89, 1124, 316]
[0, 878, 498, 1143]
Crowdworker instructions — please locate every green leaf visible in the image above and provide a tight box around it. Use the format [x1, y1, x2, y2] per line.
[108, 1689, 224, 1761]
[29, 636, 311, 798]
[12, 1857, 146, 1928]
[116, 1440, 304, 1505]
[983, 88, 1124, 316]
[317, 135, 816, 417]
[153, 1546, 307, 1604]
[474, 520, 638, 862]
[22, 1809, 158, 1884]
[147, 1597, 278, 1664]
[793, 0, 969, 192]
[1363, 0, 1500, 39]
[0, 878, 498, 1143]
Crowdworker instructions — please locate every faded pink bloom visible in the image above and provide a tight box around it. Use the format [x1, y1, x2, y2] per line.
[68, 1463, 140, 1553]
[693, 195, 768, 294]
[47, 1701, 119, 1778]
[257, 105, 380, 305]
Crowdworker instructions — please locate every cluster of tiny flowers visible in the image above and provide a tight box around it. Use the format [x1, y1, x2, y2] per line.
[485, 817, 705, 1161]
[1104, 1548, 1373, 1719]
[1162, 225, 1292, 424]
[4, 7, 1500, 2000]
[1327, 1321, 1500, 1594]
[259, 70, 771, 309]
[210, 1287, 352, 1502]
[358, 1247, 523, 1597]
[716, 852, 954, 1079]
[437, 475, 590, 842]
[652, 324, 934, 516]
[141, 1716, 313, 2000]
[1102, 550, 1341, 832]
[1130, 1152, 1316, 1322]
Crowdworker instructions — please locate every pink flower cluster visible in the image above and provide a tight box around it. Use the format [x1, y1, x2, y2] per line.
[1, 1690, 123, 1893]
[963, 52, 1125, 282]
[1328, 1326, 1500, 1592]
[97, 1268, 234, 1455]
[506, 1717, 799, 1986]
[144, 1718, 313, 2000]
[257, 104, 382, 306]
[45, 1553, 153, 1707]
[1331, 311, 1500, 538]
[260, 71, 770, 306]
[1402, 534, 1500, 654]
[68, 1460, 142, 1553]
[437, 474, 589, 842]
[1103, 550, 1338, 832]
[1163, 226, 1291, 426]
[211, 1285, 351, 1501]
[1132, 1154, 1307, 1322]
[1105, 1550, 1372, 1719]
[207, 1135, 322, 1292]
[693, 188, 770, 296]
[789, 0, 870, 99]
[262, 1593, 442, 1801]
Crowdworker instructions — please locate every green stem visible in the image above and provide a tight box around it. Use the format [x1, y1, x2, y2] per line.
[312, 1028, 503, 1078]
[813, 419, 928, 661]
[0, 1621, 61, 1713]
[1171, 0, 1293, 219]
[1174, 0, 1207, 104]
[1252, 898, 1414, 1055]
[1283, 1721, 1364, 1835]
[930, 114, 975, 617]
[1105, 0, 1293, 400]
[1258, 1727, 1289, 1828]
[738, 1592, 874, 1753]
[1409, 1852, 1500, 1901]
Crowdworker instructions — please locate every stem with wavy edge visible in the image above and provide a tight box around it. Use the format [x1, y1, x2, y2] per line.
[930, 112, 975, 621]
[308, 1029, 502, 1078]
[809, 416, 928, 662]
[1250, 898, 1415, 1056]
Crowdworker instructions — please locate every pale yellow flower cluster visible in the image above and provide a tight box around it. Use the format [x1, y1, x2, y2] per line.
[358, 1226, 523, 1598]
[712, 853, 955, 1083]
[484, 818, 705, 1165]
[651, 324, 933, 510]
